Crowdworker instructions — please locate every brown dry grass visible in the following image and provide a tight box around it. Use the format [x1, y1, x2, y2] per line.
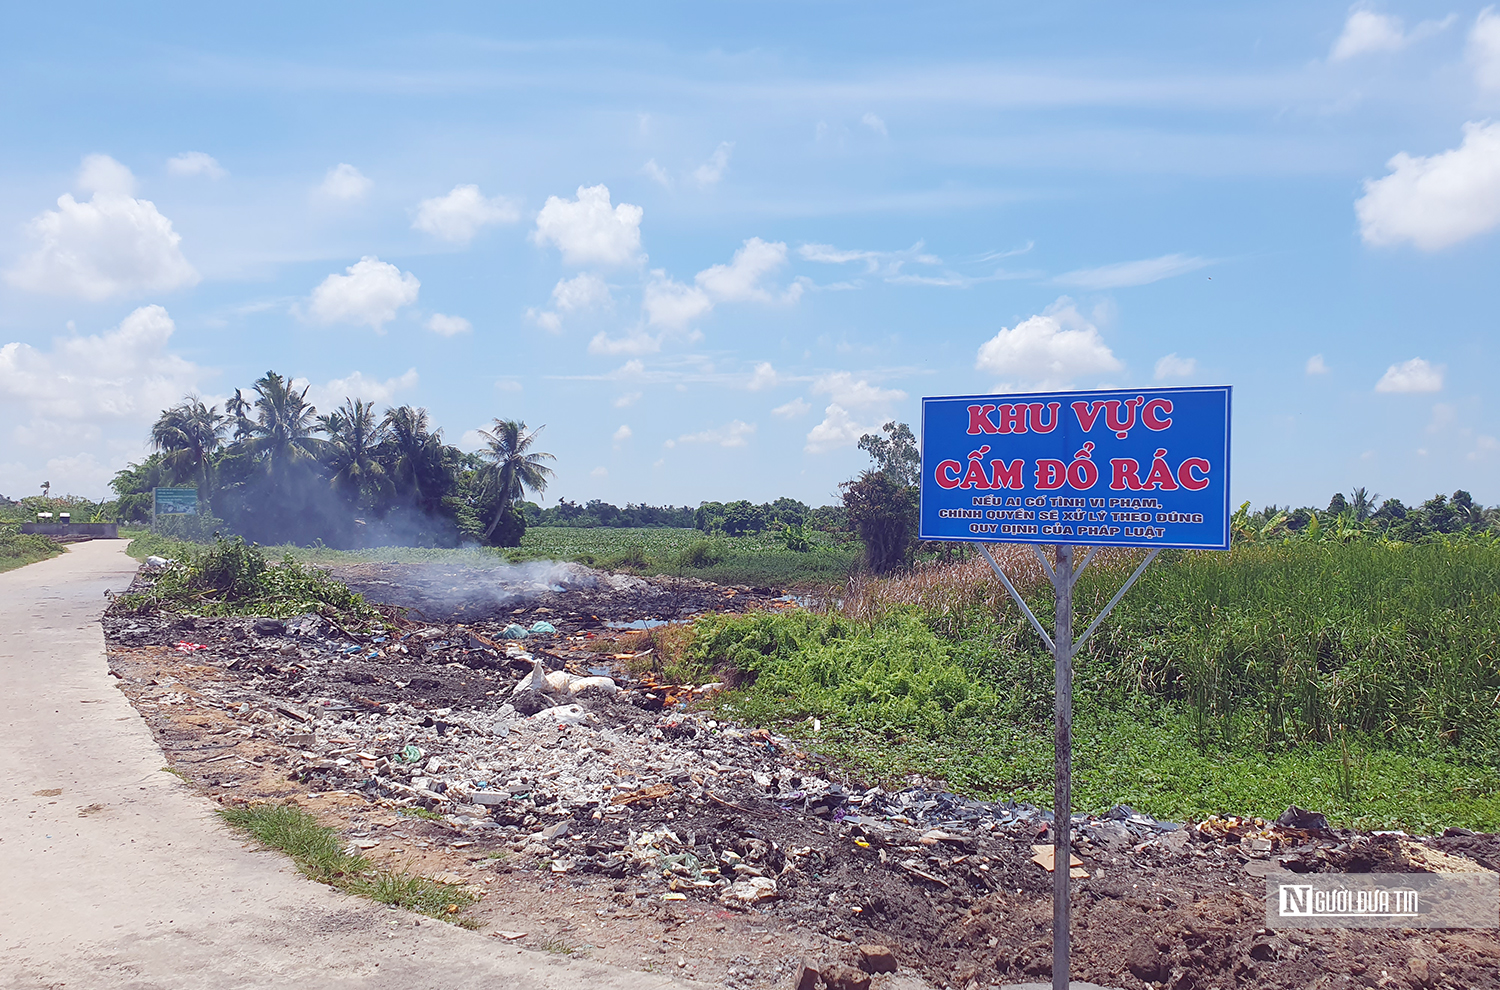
[823, 544, 1153, 636]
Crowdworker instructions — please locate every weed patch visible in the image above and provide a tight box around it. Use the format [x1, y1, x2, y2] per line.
[689, 540, 1500, 832]
[116, 537, 376, 620]
[217, 803, 477, 922]
[0, 528, 64, 574]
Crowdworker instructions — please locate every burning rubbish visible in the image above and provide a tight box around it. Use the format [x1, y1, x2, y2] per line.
[100, 562, 1500, 990]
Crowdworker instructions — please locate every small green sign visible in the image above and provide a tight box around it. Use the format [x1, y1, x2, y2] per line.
[153, 488, 199, 516]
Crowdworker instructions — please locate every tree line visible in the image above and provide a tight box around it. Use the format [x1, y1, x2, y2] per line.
[521, 498, 847, 534]
[1234, 488, 1500, 543]
[112, 371, 554, 547]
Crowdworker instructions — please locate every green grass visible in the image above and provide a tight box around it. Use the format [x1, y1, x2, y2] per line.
[398, 805, 445, 821]
[685, 539, 1500, 833]
[218, 803, 477, 922]
[129, 526, 861, 588]
[0, 528, 64, 573]
[512, 527, 860, 586]
[114, 536, 378, 620]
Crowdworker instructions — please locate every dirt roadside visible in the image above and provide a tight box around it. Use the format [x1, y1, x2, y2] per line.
[101, 558, 1500, 990]
[0, 541, 723, 990]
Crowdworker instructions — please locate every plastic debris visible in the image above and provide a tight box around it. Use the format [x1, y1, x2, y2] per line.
[529, 620, 557, 634]
[174, 641, 208, 652]
[400, 744, 423, 763]
[501, 624, 529, 639]
[528, 703, 591, 727]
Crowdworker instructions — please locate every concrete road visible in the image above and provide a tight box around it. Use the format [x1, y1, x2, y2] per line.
[0, 541, 688, 990]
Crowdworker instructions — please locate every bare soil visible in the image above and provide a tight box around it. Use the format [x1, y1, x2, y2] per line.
[102, 568, 1500, 990]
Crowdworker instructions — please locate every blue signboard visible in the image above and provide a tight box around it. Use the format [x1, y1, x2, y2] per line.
[920, 386, 1231, 549]
[153, 487, 199, 516]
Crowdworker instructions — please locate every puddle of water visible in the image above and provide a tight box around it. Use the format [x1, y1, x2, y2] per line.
[604, 618, 673, 630]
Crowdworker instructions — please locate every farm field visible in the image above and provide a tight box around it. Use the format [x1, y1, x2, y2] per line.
[127, 525, 862, 587]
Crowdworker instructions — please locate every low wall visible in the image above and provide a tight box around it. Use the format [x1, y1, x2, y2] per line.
[20, 522, 119, 539]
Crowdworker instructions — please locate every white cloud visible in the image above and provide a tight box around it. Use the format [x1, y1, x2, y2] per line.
[773, 397, 812, 418]
[692, 142, 733, 187]
[533, 184, 643, 267]
[0, 305, 205, 428]
[79, 154, 135, 195]
[5, 155, 199, 301]
[1356, 121, 1500, 250]
[798, 240, 943, 279]
[527, 309, 562, 333]
[1306, 354, 1330, 375]
[495, 379, 523, 392]
[1330, 7, 1454, 61]
[1473, 7, 1500, 91]
[675, 419, 755, 448]
[642, 159, 672, 187]
[644, 272, 713, 329]
[307, 257, 420, 331]
[861, 112, 888, 136]
[424, 313, 471, 336]
[167, 152, 226, 179]
[412, 184, 519, 244]
[697, 238, 799, 303]
[36, 452, 115, 497]
[614, 391, 642, 408]
[1470, 435, 1500, 460]
[811, 371, 906, 408]
[553, 272, 611, 312]
[318, 163, 372, 201]
[1375, 357, 1444, 393]
[613, 424, 632, 443]
[591, 466, 608, 478]
[302, 368, 419, 413]
[587, 329, 664, 356]
[1154, 353, 1198, 380]
[747, 362, 778, 391]
[1053, 253, 1210, 290]
[645, 240, 800, 331]
[805, 404, 880, 454]
[975, 298, 1123, 388]
[528, 273, 612, 332]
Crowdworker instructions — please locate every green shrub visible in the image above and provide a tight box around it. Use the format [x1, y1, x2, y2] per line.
[113, 536, 376, 619]
[0, 528, 64, 573]
[677, 538, 727, 569]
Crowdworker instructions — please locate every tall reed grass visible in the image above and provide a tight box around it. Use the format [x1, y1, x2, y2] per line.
[739, 538, 1500, 759]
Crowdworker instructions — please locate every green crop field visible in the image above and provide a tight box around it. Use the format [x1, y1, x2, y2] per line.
[127, 525, 861, 588]
[671, 538, 1500, 833]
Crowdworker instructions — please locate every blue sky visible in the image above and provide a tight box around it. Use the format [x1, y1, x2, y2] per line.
[3, 2, 1500, 510]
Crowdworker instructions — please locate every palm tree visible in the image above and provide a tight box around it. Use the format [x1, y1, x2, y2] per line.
[150, 397, 226, 496]
[243, 371, 322, 485]
[225, 388, 255, 441]
[383, 405, 451, 513]
[475, 419, 555, 541]
[1349, 486, 1378, 523]
[320, 398, 392, 511]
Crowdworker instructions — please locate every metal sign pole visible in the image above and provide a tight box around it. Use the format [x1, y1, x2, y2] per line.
[978, 542, 1162, 990]
[1052, 544, 1074, 990]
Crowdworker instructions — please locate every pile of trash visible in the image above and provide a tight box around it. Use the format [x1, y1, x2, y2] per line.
[102, 595, 1500, 990]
